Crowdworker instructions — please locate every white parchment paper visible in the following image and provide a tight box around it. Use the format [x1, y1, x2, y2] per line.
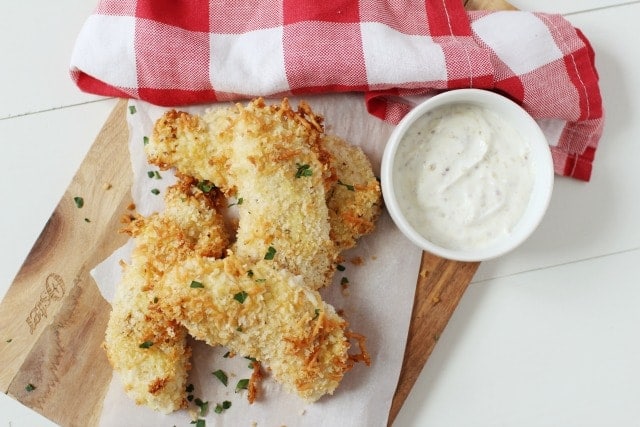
[92, 94, 422, 427]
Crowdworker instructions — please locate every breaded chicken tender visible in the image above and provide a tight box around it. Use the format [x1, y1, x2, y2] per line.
[147, 99, 338, 290]
[158, 255, 352, 402]
[104, 182, 229, 413]
[322, 135, 382, 251]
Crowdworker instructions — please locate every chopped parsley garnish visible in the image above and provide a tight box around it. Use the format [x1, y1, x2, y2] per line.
[143, 136, 149, 145]
[194, 398, 209, 416]
[295, 163, 313, 178]
[73, 196, 84, 208]
[25, 384, 36, 392]
[341, 277, 349, 286]
[128, 105, 137, 114]
[214, 400, 232, 413]
[84, 218, 91, 223]
[151, 188, 160, 195]
[147, 170, 162, 179]
[190, 280, 204, 289]
[264, 246, 276, 260]
[223, 351, 231, 358]
[190, 420, 205, 427]
[197, 180, 215, 193]
[233, 291, 248, 304]
[236, 326, 243, 332]
[6, 338, 12, 343]
[212, 369, 228, 386]
[313, 308, 320, 320]
[337, 180, 355, 191]
[247, 270, 254, 278]
[337, 264, 346, 272]
[235, 379, 249, 392]
[186, 383, 195, 393]
[245, 356, 257, 369]
[139, 341, 153, 349]
[228, 197, 243, 207]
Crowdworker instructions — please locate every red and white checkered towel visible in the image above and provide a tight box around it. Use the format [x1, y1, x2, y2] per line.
[70, 0, 604, 181]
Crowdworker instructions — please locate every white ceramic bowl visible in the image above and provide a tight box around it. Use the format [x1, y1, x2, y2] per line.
[381, 89, 554, 262]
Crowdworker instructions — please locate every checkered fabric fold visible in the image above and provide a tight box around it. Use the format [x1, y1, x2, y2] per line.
[70, 0, 604, 181]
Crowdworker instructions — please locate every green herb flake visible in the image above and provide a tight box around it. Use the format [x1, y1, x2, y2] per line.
[223, 351, 231, 358]
[338, 180, 355, 191]
[84, 218, 91, 223]
[228, 197, 244, 207]
[212, 369, 228, 386]
[139, 340, 154, 349]
[247, 270, 254, 278]
[264, 246, 276, 260]
[190, 280, 204, 289]
[190, 420, 205, 427]
[197, 180, 215, 193]
[187, 394, 194, 402]
[233, 291, 248, 304]
[255, 278, 266, 283]
[151, 188, 160, 195]
[25, 383, 36, 392]
[245, 356, 257, 369]
[6, 338, 12, 343]
[143, 136, 149, 145]
[295, 163, 312, 178]
[236, 326, 243, 332]
[214, 400, 232, 414]
[341, 277, 349, 286]
[235, 379, 249, 392]
[128, 105, 137, 114]
[186, 383, 194, 393]
[73, 196, 84, 208]
[312, 308, 321, 320]
[337, 264, 346, 272]
[195, 398, 209, 416]
[153, 296, 159, 303]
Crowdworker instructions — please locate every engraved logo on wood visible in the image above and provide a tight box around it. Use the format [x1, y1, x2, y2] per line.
[26, 273, 66, 334]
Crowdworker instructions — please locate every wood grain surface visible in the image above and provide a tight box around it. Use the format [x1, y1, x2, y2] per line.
[0, 101, 132, 426]
[0, 1, 513, 425]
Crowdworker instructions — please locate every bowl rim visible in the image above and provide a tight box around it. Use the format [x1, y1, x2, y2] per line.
[380, 88, 555, 262]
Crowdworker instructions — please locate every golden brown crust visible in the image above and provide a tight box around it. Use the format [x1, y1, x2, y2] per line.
[106, 98, 381, 412]
[104, 181, 229, 413]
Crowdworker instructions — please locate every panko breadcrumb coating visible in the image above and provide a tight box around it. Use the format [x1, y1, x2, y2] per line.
[147, 99, 338, 290]
[158, 255, 352, 402]
[322, 134, 382, 251]
[106, 98, 380, 412]
[104, 183, 229, 413]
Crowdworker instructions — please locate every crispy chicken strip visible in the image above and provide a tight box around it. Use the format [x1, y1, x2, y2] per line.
[322, 134, 382, 251]
[104, 182, 229, 413]
[157, 254, 352, 402]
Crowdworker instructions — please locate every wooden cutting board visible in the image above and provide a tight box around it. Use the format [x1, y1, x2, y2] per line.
[0, 1, 514, 425]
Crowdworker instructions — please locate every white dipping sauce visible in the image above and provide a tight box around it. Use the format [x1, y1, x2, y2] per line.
[393, 103, 534, 250]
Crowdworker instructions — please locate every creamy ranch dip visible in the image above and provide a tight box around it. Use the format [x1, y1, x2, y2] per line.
[393, 103, 535, 250]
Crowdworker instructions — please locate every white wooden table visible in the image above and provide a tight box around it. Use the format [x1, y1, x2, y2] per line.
[2, 1, 639, 425]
